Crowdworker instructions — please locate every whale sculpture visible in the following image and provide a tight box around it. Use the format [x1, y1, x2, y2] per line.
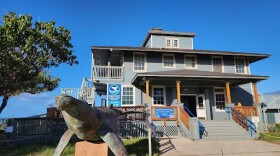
[53, 94, 128, 156]
[53, 94, 155, 156]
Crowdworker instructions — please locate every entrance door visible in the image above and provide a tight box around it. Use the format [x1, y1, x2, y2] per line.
[181, 95, 197, 117]
[196, 94, 207, 119]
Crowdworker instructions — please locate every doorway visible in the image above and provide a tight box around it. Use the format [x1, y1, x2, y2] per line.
[181, 95, 197, 117]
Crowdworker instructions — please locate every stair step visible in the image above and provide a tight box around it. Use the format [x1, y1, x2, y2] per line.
[199, 120, 251, 140]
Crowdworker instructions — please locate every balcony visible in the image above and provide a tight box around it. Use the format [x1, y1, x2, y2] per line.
[92, 66, 124, 81]
[61, 88, 94, 105]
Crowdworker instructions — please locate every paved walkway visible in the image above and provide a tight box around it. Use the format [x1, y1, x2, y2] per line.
[158, 137, 280, 156]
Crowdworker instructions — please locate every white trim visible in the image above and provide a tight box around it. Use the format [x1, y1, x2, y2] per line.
[133, 52, 147, 72]
[151, 86, 166, 106]
[151, 35, 153, 48]
[234, 57, 247, 74]
[121, 85, 135, 106]
[184, 54, 197, 69]
[211, 56, 224, 73]
[165, 38, 180, 48]
[166, 38, 172, 48]
[246, 57, 251, 75]
[191, 38, 194, 49]
[213, 87, 227, 112]
[173, 38, 180, 48]
[162, 53, 176, 68]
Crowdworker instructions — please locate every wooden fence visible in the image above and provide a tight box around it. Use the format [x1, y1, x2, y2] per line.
[4, 117, 149, 147]
[234, 106, 258, 117]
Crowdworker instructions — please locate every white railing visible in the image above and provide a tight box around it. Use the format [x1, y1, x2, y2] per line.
[61, 88, 94, 105]
[92, 66, 124, 80]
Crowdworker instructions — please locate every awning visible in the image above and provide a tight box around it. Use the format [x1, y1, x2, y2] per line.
[131, 69, 268, 86]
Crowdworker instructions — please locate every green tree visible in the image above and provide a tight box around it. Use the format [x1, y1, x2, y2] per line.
[0, 12, 78, 113]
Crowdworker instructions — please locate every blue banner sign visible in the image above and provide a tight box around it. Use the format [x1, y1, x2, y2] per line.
[155, 108, 175, 118]
[107, 84, 121, 107]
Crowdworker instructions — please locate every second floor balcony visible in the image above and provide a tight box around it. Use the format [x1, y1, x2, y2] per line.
[92, 65, 124, 81]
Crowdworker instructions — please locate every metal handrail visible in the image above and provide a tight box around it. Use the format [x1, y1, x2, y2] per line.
[183, 105, 208, 137]
[226, 106, 256, 137]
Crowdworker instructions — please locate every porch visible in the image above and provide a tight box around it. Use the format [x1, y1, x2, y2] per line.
[132, 69, 268, 120]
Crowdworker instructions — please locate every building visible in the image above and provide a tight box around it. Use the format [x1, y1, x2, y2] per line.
[63, 28, 269, 121]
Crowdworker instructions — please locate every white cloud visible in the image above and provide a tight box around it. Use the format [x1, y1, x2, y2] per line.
[15, 93, 55, 107]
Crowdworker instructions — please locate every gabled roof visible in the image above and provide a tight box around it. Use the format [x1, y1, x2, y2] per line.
[131, 69, 268, 85]
[91, 46, 270, 63]
[142, 28, 196, 47]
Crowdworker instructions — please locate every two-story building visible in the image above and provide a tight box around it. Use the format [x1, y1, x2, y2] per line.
[65, 28, 269, 121]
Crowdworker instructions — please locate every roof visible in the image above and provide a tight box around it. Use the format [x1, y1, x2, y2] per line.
[91, 46, 270, 63]
[142, 29, 196, 46]
[131, 69, 268, 85]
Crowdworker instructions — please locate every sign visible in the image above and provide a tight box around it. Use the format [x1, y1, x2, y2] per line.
[251, 116, 259, 123]
[107, 84, 121, 107]
[5, 126, 13, 133]
[155, 108, 175, 118]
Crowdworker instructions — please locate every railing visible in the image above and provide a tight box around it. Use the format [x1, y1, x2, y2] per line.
[234, 106, 258, 117]
[61, 88, 94, 104]
[226, 106, 256, 137]
[113, 106, 146, 121]
[179, 106, 189, 129]
[92, 66, 124, 80]
[150, 106, 179, 126]
[183, 105, 208, 137]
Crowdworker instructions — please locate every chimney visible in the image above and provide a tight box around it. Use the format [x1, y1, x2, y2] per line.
[151, 28, 162, 31]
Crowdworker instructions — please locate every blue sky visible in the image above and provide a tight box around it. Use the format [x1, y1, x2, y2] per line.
[0, 0, 279, 118]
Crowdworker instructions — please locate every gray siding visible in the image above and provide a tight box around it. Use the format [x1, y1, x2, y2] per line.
[93, 50, 254, 120]
[151, 35, 193, 49]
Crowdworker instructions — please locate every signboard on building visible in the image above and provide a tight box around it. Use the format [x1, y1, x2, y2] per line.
[155, 108, 175, 118]
[107, 84, 121, 107]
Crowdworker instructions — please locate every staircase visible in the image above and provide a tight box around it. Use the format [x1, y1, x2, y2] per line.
[200, 120, 251, 141]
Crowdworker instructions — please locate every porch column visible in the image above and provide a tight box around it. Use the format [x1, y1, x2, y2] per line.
[225, 82, 232, 103]
[176, 81, 181, 103]
[253, 82, 259, 103]
[145, 80, 150, 104]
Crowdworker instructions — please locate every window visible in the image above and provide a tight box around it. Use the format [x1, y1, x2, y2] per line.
[212, 56, 223, 72]
[162, 54, 175, 68]
[173, 39, 179, 48]
[152, 87, 165, 105]
[166, 38, 179, 48]
[166, 39, 171, 48]
[214, 88, 226, 111]
[133, 53, 146, 71]
[184, 55, 197, 69]
[122, 86, 134, 105]
[235, 57, 246, 74]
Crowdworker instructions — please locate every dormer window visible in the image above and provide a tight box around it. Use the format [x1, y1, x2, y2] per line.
[166, 38, 179, 48]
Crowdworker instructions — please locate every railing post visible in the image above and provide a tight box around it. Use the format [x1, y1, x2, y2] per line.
[247, 116, 258, 138]
[144, 103, 152, 156]
[253, 103, 265, 133]
[225, 103, 234, 121]
[188, 117, 200, 140]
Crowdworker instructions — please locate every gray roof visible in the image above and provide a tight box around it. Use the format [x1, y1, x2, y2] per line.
[91, 46, 270, 63]
[131, 69, 268, 85]
[262, 94, 280, 109]
[142, 29, 196, 46]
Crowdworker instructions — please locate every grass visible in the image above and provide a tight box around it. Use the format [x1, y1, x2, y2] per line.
[260, 124, 280, 144]
[0, 138, 160, 156]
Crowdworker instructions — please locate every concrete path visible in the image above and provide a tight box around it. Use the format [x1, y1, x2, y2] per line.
[158, 137, 280, 156]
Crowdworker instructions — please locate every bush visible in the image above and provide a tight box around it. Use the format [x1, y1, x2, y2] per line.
[268, 124, 278, 132]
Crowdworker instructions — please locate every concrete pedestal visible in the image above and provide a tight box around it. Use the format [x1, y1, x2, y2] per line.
[75, 141, 114, 156]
